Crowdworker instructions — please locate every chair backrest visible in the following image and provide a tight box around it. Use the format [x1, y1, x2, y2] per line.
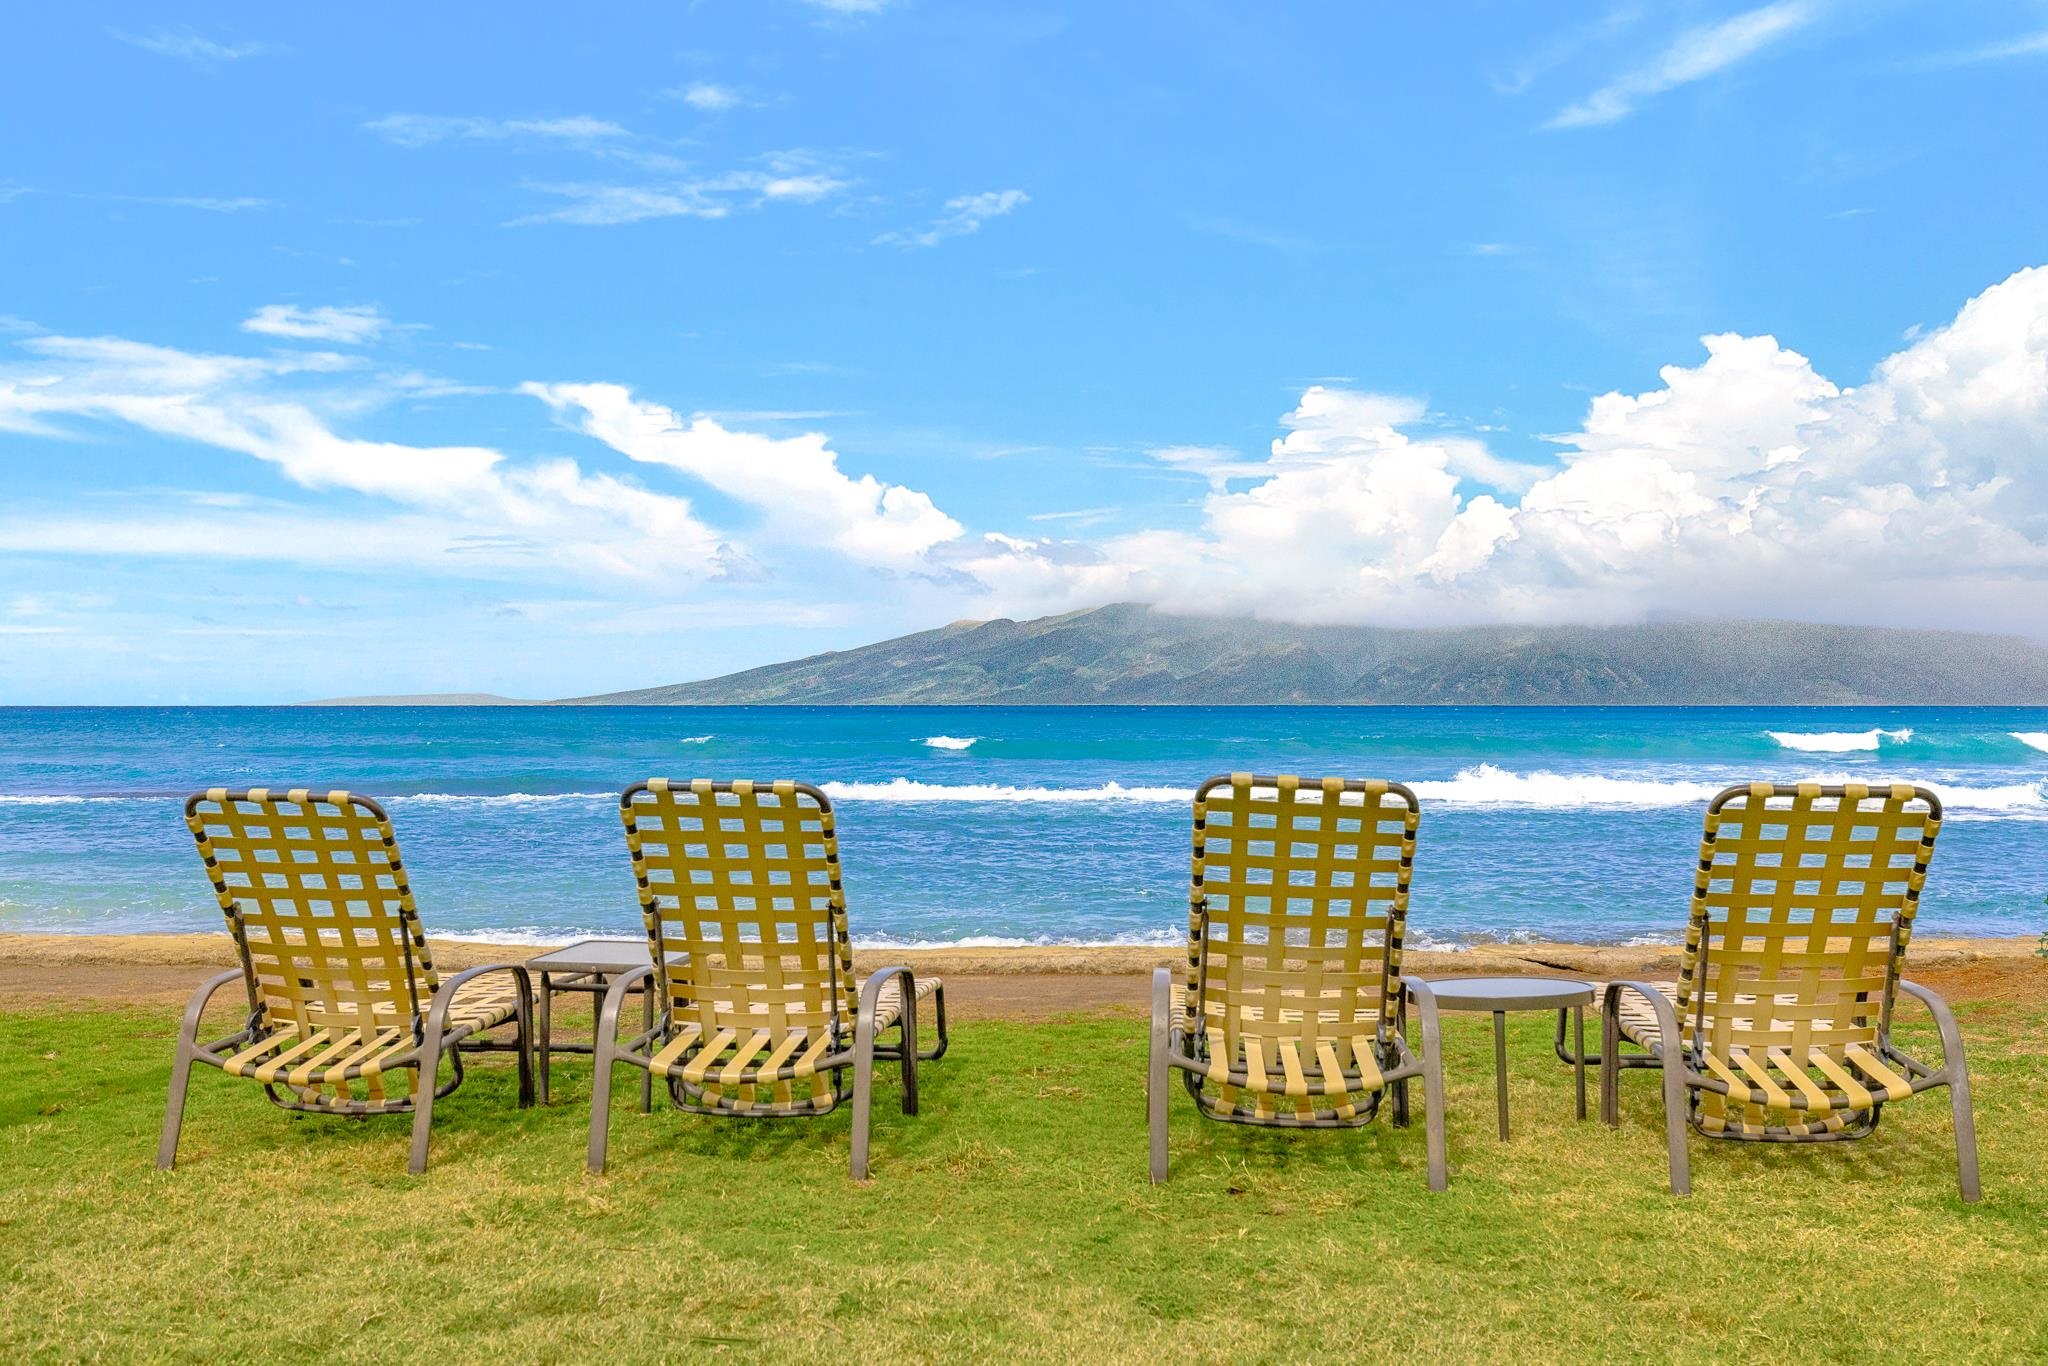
[621, 779, 853, 1040]
[184, 788, 437, 1035]
[1676, 781, 1941, 1061]
[1185, 773, 1420, 1054]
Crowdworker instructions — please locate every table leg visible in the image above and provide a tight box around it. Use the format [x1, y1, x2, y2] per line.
[1574, 1005, 1587, 1120]
[537, 971, 553, 1105]
[640, 976, 654, 1114]
[1493, 1010, 1509, 1141]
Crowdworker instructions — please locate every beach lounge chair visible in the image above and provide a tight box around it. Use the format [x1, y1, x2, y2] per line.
[159, 789, 534, 1174]
[1599, 782, 1980, 1200]
[587, 779, 948, 1179]
[1148, 774, 1448, 1189]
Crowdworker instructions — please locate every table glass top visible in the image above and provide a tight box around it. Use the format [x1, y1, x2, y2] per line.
[1406, 975, 1594, 1009]
[523, 937, 652, 973]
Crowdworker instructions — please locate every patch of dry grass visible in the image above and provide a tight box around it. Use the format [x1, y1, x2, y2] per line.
[2, 996, 2044, 1362]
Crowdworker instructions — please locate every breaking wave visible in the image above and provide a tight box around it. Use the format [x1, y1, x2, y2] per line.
[921, 735, 978, 751]
[2011, 732, 2048, 754]
[1766, 727, 1913, 752]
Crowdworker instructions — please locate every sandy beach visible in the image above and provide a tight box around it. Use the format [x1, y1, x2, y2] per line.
[4, 930, 2040, 1017]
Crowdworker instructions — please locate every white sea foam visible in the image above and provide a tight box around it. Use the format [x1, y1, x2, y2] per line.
[1766, 727, 1913, 752]
[679, 734, 713, 745]
[2011, 732, 2048, 754]
[1409, 764, 1725, 808]
[921, 735, 978, 751]
[817, 765, 2048, 816]
[821, 778, 1190, 803]
[0, 794, 143, 805]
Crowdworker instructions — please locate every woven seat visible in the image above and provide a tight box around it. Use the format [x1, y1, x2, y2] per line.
[588, 779, 948, 1178]
[1597, 782, 1980, 1199]
[158, 789, 533, 1172]
[1148, 774, 1448, 1188]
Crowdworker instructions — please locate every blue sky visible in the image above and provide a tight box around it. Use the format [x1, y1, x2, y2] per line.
[3, 1, 2047, 702]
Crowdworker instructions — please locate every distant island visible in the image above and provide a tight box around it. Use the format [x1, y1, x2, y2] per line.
[298, 692, 537, 706]
[307, 605, 2048, 706]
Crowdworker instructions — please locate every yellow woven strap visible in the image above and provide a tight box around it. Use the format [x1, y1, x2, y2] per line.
[622, 779, 852, 1055]
[184, 788, 433, 1040]
[1184, 774, 1417, 1071]
[1677, 782, 1938, 1065]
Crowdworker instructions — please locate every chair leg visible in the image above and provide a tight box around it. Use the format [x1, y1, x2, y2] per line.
[1659, 1051, 1690, 1197]
[586, 1033, 615, 1175]
[898, 985, 921, 1118]
[515, 990, 535, 1109]
[408, 1029, 447, 1175]
[1601, 1004, 1621, 1128]
[850, 1025, 877, 1182]
[1951, 1072, 1982, 1204]
[919, 982, 950, 1061]
[1147, 968, 1171, 1184]
[536, 972, 553, 1105]
[1408, 980, 1447, 1192]
[157, 1042, 196, 1171]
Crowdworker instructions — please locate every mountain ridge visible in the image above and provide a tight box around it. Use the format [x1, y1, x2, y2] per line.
[554, 605, 2048, 706]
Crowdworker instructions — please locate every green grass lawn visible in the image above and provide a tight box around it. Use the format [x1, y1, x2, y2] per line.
[3, 993, 2044, 1362]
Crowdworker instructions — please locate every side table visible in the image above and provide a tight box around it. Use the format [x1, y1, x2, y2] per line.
[1406, 975, 1595, 1139]
[526, 938, 655, 1106]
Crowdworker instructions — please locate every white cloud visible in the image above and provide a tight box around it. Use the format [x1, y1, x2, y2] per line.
[0, 336, 725, 582]
[1915, 29, 2048, 67]
[242, 304, 392, 345]
[512, 165, 849, 226]
[527, 382, 962, 565]
[876, 189, 1029, 248]
[1550, 2, 1815, 129]
[964, 265, 2048, 631]
[10, 265, 2048, 641]
[99, 194, 274, 213]
[678, 82, 743, 112]
[365, 114, 629, 148]
[113, 30, 268, 63]
[0, 332, 968, 592]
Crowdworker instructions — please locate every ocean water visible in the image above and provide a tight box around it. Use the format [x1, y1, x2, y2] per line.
[2, 705, 2045, 948]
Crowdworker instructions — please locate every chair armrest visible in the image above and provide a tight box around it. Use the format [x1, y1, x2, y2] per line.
[180, 968, 250, 1049]
[596, 963, 658, 1052]
[858, 964, 915, 1032]
[1891, 978, 1968, 1080]
[1403, 976, 1442, 1064]
[1151, 966, 1176, 1042]
[1601, 980, 1684, 1057]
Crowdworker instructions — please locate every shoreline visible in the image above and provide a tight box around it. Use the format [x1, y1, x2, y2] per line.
[4, 930, 2040, 1019]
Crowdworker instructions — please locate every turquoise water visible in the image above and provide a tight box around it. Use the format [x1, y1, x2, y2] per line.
[3, 705, 2046, 946]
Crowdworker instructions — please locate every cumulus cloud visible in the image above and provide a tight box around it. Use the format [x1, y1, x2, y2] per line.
[876, 189, 1029, 248]
[1550, 2, 1814, 129]
[977, 265, 2048, 631]
[242, 304, 391, 344]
